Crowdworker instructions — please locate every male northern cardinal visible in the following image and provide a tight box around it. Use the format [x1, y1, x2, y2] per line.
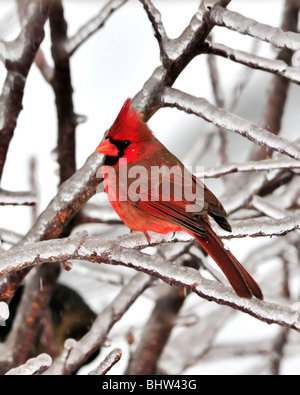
[96, 99, 263, 299]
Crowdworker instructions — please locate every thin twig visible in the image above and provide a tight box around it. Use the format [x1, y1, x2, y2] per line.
[88, 348, 122, 375]
[65, 0, 129, 57]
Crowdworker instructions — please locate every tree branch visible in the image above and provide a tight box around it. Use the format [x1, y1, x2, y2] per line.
[0, 0, 51, 182]
[206, 42, 300, 85]
[1, 232, 300, 333]
[88, 348, 122, 375]
[49, 0, 77, 185]
[65, 0, 129, 57]
[209, 5, 300, 51]
[160, 87, 300, 161]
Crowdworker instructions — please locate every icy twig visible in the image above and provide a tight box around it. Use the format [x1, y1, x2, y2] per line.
[34, 49, 54, 83]
[88, 348, 122, 375]
[160, 87, 300, 161]
[5, 354, 52, 375]
[0, 0, 51, 181]
[0, 189, 37, 206]
[200, 157, 300, 178]
[207, 42, 300, 85]
[209, 5, 300, 51]
[42, 338, 77, 375]
[139, 0, 170, 67]
[65, 0, 129, 57]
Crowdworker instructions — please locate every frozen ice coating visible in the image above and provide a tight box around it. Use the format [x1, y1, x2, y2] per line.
[5, 354, 52, 375]
[216, 214, 300, 239]
[209, 42, 300, 85]
[88, 348, 122, 375]
[162, 87, 300, 161]
[65, 0, 128, 56]
[201, 157, 300, 179]
[210, 6, 300, 51]
[0, 302, 9, 321]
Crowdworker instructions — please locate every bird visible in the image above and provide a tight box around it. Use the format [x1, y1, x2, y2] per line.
[96, 98, 263, 300]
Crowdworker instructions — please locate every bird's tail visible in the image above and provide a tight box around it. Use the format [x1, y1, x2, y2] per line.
[194, 226, 263, 300]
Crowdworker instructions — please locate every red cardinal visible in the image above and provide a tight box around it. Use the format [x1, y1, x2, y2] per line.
[96, 99, 263, 299]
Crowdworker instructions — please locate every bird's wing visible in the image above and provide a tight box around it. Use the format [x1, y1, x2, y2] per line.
[129, 170, 208, 237]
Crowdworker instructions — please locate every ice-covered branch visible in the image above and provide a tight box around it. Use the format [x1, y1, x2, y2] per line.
[206, 42, 300, 85]
[139, 0, 170, 67]
[88, 349, 122, 375]
[0, 189, 37, 206]
[217, 214, 300, 239]
[0, 0, 51, 182]
[160, 87, 300, 161]
[1, 232, 300, 332]
[65, 0, 129, 57]
[201, 157, 300, 178]
[5, 354, 52, 375]
[209, 5, 300, 51]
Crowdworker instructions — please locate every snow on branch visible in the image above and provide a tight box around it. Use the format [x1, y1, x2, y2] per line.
[160, 87, 300, 161]
[209, 5, 300, 51]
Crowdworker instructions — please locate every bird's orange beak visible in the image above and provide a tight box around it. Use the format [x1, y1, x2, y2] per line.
[96, 139, 119, 156]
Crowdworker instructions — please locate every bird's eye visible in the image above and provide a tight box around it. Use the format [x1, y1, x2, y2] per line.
[123, 140, 131, 147]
